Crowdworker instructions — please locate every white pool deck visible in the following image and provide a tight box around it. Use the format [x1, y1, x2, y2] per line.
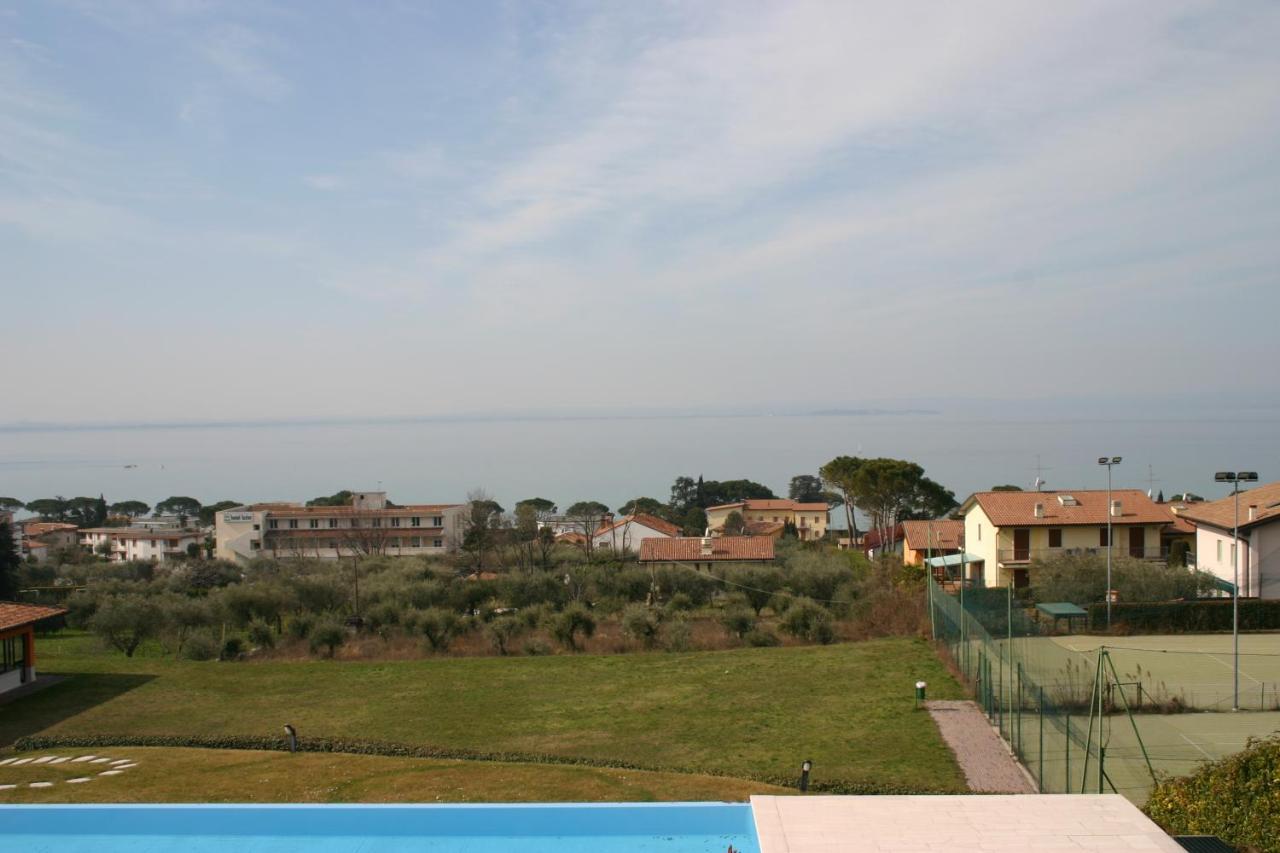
[749, 794, 1184, 852]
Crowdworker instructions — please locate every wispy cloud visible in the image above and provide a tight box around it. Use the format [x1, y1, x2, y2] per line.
[201, 23, 291, 101]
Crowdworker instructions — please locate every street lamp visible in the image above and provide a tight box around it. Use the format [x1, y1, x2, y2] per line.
[1097, 457, 1122, 628]
[1214, 470, 1258, 711]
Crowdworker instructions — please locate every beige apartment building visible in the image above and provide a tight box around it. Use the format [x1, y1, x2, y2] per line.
[704, 499, 829, 541]
[215, 491, 464, 563]
[79, 527, 204, 562]
[960, 489, 1170, 589]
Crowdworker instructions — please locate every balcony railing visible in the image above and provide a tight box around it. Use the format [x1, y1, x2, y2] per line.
[997, 546, 1167, 564]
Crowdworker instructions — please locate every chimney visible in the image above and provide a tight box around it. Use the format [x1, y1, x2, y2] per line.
[1111, 500, 1122, 518]
[1248, 505, 1258, 522]
[700, 537, 713, 557]
[1033, 502, 1044, 519]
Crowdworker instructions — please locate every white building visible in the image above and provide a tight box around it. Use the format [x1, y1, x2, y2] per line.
[1181, 481, 1280, 599]
[79, 527, 204, 562]
[215, 491, 464, 563]
[591, 513, 681, 554]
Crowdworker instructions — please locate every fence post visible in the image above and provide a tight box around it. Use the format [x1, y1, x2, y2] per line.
[1016, 662, 1023, 754]
[1098, 744, 1105, 794]
[1065, 711, 1071, 793]
[1038, 686, 1044, 793]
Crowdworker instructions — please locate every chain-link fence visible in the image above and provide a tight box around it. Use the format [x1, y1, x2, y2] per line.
[927, 574, 1280, 802]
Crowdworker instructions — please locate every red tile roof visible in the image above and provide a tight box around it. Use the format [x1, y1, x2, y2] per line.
[902, 519, 963, 551]
[249, 504, 460, 515]
[639, 536, 775, 562]
[0, 602, 68, 632]
[22, 522, 78, 536]
[862, 523, 904, 549]
[1160, 504, 1197, 535]
[1178, 482, 1280, 532]
[594, 513, 681, 538]
[964, 490, 1169, 527]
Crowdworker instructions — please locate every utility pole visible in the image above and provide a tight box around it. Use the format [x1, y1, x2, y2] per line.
[1215, 470, 1258, 711]
[1097, 457, 1122, 628]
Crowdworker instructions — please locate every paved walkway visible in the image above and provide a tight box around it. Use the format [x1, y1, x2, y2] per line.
[750, 794, 1184, 852]
[926, 699, 1035, 794]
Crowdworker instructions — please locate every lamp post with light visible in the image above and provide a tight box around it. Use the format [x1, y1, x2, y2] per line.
[1214, 470, 1258, 711]
[1097, 456, 1122, 628]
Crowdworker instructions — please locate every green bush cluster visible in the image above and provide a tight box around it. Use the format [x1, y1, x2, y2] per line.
[1145, 735, 1280, 853]
[1085, 599, 1280, 634]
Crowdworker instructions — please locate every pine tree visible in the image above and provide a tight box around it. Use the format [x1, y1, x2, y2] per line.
[0, 520, 20, 600]
[95, 494, 108, 526]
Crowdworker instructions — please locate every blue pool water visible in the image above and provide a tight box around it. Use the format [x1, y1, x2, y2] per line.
[0, 803, 760, 853]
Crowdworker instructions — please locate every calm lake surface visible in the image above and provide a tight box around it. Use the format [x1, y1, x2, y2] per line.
[1, 412, 1277, 515]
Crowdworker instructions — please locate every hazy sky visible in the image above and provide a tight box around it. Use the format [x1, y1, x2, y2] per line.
[3, 1, 1278, 424]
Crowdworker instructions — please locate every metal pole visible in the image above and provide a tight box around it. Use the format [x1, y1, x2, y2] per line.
[1065, 710, 1071, 792]
[960, 548, 968, 676]
[1106, 463, 1113, 629]
[1038, 686, 1044, 793]
[1233, 482, 1240, 712]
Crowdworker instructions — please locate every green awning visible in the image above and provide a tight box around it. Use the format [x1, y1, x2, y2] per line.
[1036, 602, 1088, 618]
[1210, 576, 1237, 594]
[924, 553, 984, 568]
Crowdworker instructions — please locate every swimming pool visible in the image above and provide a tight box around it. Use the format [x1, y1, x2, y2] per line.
[1, 803, 760, 853]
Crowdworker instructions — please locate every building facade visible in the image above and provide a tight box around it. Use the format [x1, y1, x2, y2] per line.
[901, 519, 964, 566]
[215, 491, 463, 563]
[591, 513, 681, 554]
[0, 602, 68, 697]
[959, 490, 1170, 589]
[1180, 481, 1280, 599]
[704, 499, 829, 541]
[79, 527, 204, 562]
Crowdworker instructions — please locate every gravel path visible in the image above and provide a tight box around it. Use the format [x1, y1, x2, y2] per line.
[926, 700, 1036, 793]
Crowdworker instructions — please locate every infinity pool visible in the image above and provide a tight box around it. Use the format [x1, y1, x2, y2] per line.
[1, 803, 760, 853]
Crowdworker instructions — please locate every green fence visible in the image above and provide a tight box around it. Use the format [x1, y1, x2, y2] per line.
[927, 575, 1280, 802]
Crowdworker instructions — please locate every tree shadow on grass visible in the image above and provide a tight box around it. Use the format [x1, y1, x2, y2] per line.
[0, 673, 156, 747]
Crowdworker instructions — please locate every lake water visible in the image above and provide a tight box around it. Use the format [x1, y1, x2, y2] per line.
[1, 411, 1276, 517]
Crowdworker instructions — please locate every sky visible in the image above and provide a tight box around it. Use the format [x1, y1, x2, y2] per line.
[2, 0, 1279, 425]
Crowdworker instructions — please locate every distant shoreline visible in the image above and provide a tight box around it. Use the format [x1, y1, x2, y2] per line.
[0, 409, 942, 434]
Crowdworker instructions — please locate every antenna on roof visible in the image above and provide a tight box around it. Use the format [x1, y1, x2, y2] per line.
[1033, 456, 1051, 491]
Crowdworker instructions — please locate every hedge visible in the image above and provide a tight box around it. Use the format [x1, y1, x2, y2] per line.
[12, 734, 956, 796]
[1145, 735, 1280, 853]
[1086, 599, 1280, 634]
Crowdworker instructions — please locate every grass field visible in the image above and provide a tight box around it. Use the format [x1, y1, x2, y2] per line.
[0, 633, 966, 797]
[0, 747, 792, 803]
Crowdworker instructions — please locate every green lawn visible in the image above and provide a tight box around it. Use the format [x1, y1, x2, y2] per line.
[3, 633, 966, 793]
[0, 747, 791, 803]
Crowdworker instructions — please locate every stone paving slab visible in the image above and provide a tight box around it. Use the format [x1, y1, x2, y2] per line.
[926, 699, 1035, 794]
[750, 794, 1184, 852]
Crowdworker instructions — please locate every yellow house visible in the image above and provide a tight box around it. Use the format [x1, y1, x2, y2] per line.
[959, 490, 1170, 589]
[704, 499, 828, 541]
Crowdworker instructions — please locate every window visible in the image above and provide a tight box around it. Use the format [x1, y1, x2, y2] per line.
[1216, 540, 1223, 561]
[289, 519, 298, 529]
[351, 518, 360, 528]
[1048, 528, 1062, 548]
[268, 520, 278, 529]
[309, 519, 319, 529]
[371, 518, 381, 528]
[250, 540, 260, 550]
[410, 517, 421, 527]
[391, 517, 401, 527]
[433, 538, 443, 548]
[1, 635, 26, 676]
[329, 519, 338, 528]
[1099, 528, 1110, 547]
[253, 524, 260, 531]
[151, 540, 158, 548]
[431, 516, 443, 526]
[410, 537, 421, 547]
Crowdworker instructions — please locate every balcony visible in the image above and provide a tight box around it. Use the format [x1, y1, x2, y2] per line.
[997, 546, 1167, 564]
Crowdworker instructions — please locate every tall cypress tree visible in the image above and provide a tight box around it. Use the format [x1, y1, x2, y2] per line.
[0, 520, 20, 600]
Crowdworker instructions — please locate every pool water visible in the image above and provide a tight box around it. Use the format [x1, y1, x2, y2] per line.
[1, 803, 760, 853]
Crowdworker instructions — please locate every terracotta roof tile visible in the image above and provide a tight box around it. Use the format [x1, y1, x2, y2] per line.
[966, 490, 1169, 527]
[21, 522, 78, 536]
[1178, 481, 1280, 531]
[639, 536, 775, 562]
[902, 519, 963, 550]
[594, 513, 681, 538]
[0, 602, 68, 632]
[707, 499, 828, 513]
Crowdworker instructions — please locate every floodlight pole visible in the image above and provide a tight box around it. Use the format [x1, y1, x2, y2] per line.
[1098, 457, 1121, 628]
[1233, 482, 1240, 712]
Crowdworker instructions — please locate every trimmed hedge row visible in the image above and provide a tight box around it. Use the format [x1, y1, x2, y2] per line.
[1145, 735, 1280, 853]
[1085, 599, 1280, 634]
[13, 734, 954, 796]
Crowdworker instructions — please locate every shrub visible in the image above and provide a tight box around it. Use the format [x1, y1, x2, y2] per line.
[247, 619, 275, 649]
[719, 606, 755, 639]
[621, 604, 662, 649]
[309, 620, 346, 657]
[549, 603, 596, 651]
[286, 614, 315, 641]
[1145, 735, 1280, 853]
[664, 592, 694, 613]
[521, 639, 552, 656]
[220, 637, 244, 661]
[182, 632, 219, 661]
[1086, 599, 1280, 634]
[779, 596, 833, 643]
[1030, 554, 1213, 605]
[417, 607, 459, 652]
[88, 595, 165, 657]
[745, 629, 781, 647]
[485, 616, 523, 655]
[663, 618, 692, 652]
